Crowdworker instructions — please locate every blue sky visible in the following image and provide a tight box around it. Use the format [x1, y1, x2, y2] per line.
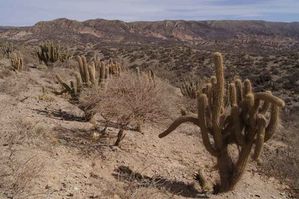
[0, 0, 299, 26]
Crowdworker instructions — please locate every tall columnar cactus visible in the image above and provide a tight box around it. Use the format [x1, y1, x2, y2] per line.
[159, 52, 285, 193]
[37, 41, 71, 65]
[10, 52, 23, 71]
[76, 55, 97, 87]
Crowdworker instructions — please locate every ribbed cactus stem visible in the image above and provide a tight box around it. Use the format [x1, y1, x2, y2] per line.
[82, 56, 90, 85]
[198, 94, 218, 156]
[88, 62, 96, 86]
[255, 92, 285, 107]
[74, 72, 82, 93]
[235, 78, 243, 105]
[252, 115, 267, 161]
[76, 55, 85, 82]
[229, 83, 237, 106]
[243, 79, 252, 96]
[232, 104, 245, 146]
[264, 105, 280, 141]
[212, 52, 224, 149]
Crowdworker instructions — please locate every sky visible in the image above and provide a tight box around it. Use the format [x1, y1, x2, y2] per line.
[0, 0, 299, 26]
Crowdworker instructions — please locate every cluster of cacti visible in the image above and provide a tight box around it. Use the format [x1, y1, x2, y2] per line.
[134, 67, 156, 85]
[10, 52, 23, 71]
[37, 41, 71, 65]
[180, 80, 202, 99]
[94, 58, 122, 77]
[55, 55, 123, 102]
[0, 42, 15, 58]
[159, 52, 285, 193]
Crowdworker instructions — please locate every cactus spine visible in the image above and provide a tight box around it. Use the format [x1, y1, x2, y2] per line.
[159, 52, 285, 193]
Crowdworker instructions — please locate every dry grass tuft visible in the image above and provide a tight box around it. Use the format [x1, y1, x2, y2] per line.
[81, 71, 177, 128]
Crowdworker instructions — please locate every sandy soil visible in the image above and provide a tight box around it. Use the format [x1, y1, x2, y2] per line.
[0, 63, 297, 199]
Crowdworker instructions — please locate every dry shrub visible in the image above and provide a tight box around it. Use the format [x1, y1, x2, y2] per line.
[0, 121, 46, 199]
[81, 71, 176, 127]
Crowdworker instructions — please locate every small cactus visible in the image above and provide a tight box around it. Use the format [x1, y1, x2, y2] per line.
[10, 52, 23, 71]
[159, 52, 285, 193]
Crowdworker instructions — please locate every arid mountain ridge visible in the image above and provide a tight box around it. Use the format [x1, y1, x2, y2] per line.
[1, 18, 299, 48]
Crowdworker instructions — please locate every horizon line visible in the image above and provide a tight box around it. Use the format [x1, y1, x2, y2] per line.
[1, 17, 299, 28]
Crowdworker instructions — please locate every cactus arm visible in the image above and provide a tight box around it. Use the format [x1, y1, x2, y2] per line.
[74, 72, 82, 93]
[76, 56, 85, 82]
[198, 94, 219, 156]
[56, 75, 73, 94]
[252, 115, 267, 161]
[264, 105, 280, 142]
[255, 92, 285, 108]
[229, 83, 237, 106]
[82, 56, 90, 85]
[243, 79, 252, 97]
[231, 105, 245, 146]
[88, 62, 96, 86]
[259, 91, 271, 114]
[260, 102, 270, 114]
[212, 52, 224, 149]
[235, 79, 243, 105]
[158, 116, 198, 138]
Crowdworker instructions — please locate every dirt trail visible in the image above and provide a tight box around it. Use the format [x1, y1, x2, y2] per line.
[0, 67, 294, 199]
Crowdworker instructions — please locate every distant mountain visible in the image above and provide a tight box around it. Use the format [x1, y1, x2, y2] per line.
[1, 18, 299, 48]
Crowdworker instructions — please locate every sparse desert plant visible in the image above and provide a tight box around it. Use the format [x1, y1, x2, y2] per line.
[180, 79, 202, 99]
[159, 52, 285, 193]
[36, 41, 71, 65]
[55, 55, 124, 121]
[10, 52, 23, 71]
[80, 71, 174, 143]
[0, 41, 15, 58]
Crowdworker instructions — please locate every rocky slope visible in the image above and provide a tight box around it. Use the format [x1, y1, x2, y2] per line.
[1, 18, 299, 46]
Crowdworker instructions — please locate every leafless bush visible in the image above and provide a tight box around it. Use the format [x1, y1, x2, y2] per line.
[80, 71, 176, 128]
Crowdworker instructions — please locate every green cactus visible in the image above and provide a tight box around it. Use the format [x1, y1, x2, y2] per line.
[159, 52, 285, 193]
[37, 41, 71, 65]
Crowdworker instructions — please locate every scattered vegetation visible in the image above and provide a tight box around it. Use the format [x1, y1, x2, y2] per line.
[0, 35, 297, 197]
